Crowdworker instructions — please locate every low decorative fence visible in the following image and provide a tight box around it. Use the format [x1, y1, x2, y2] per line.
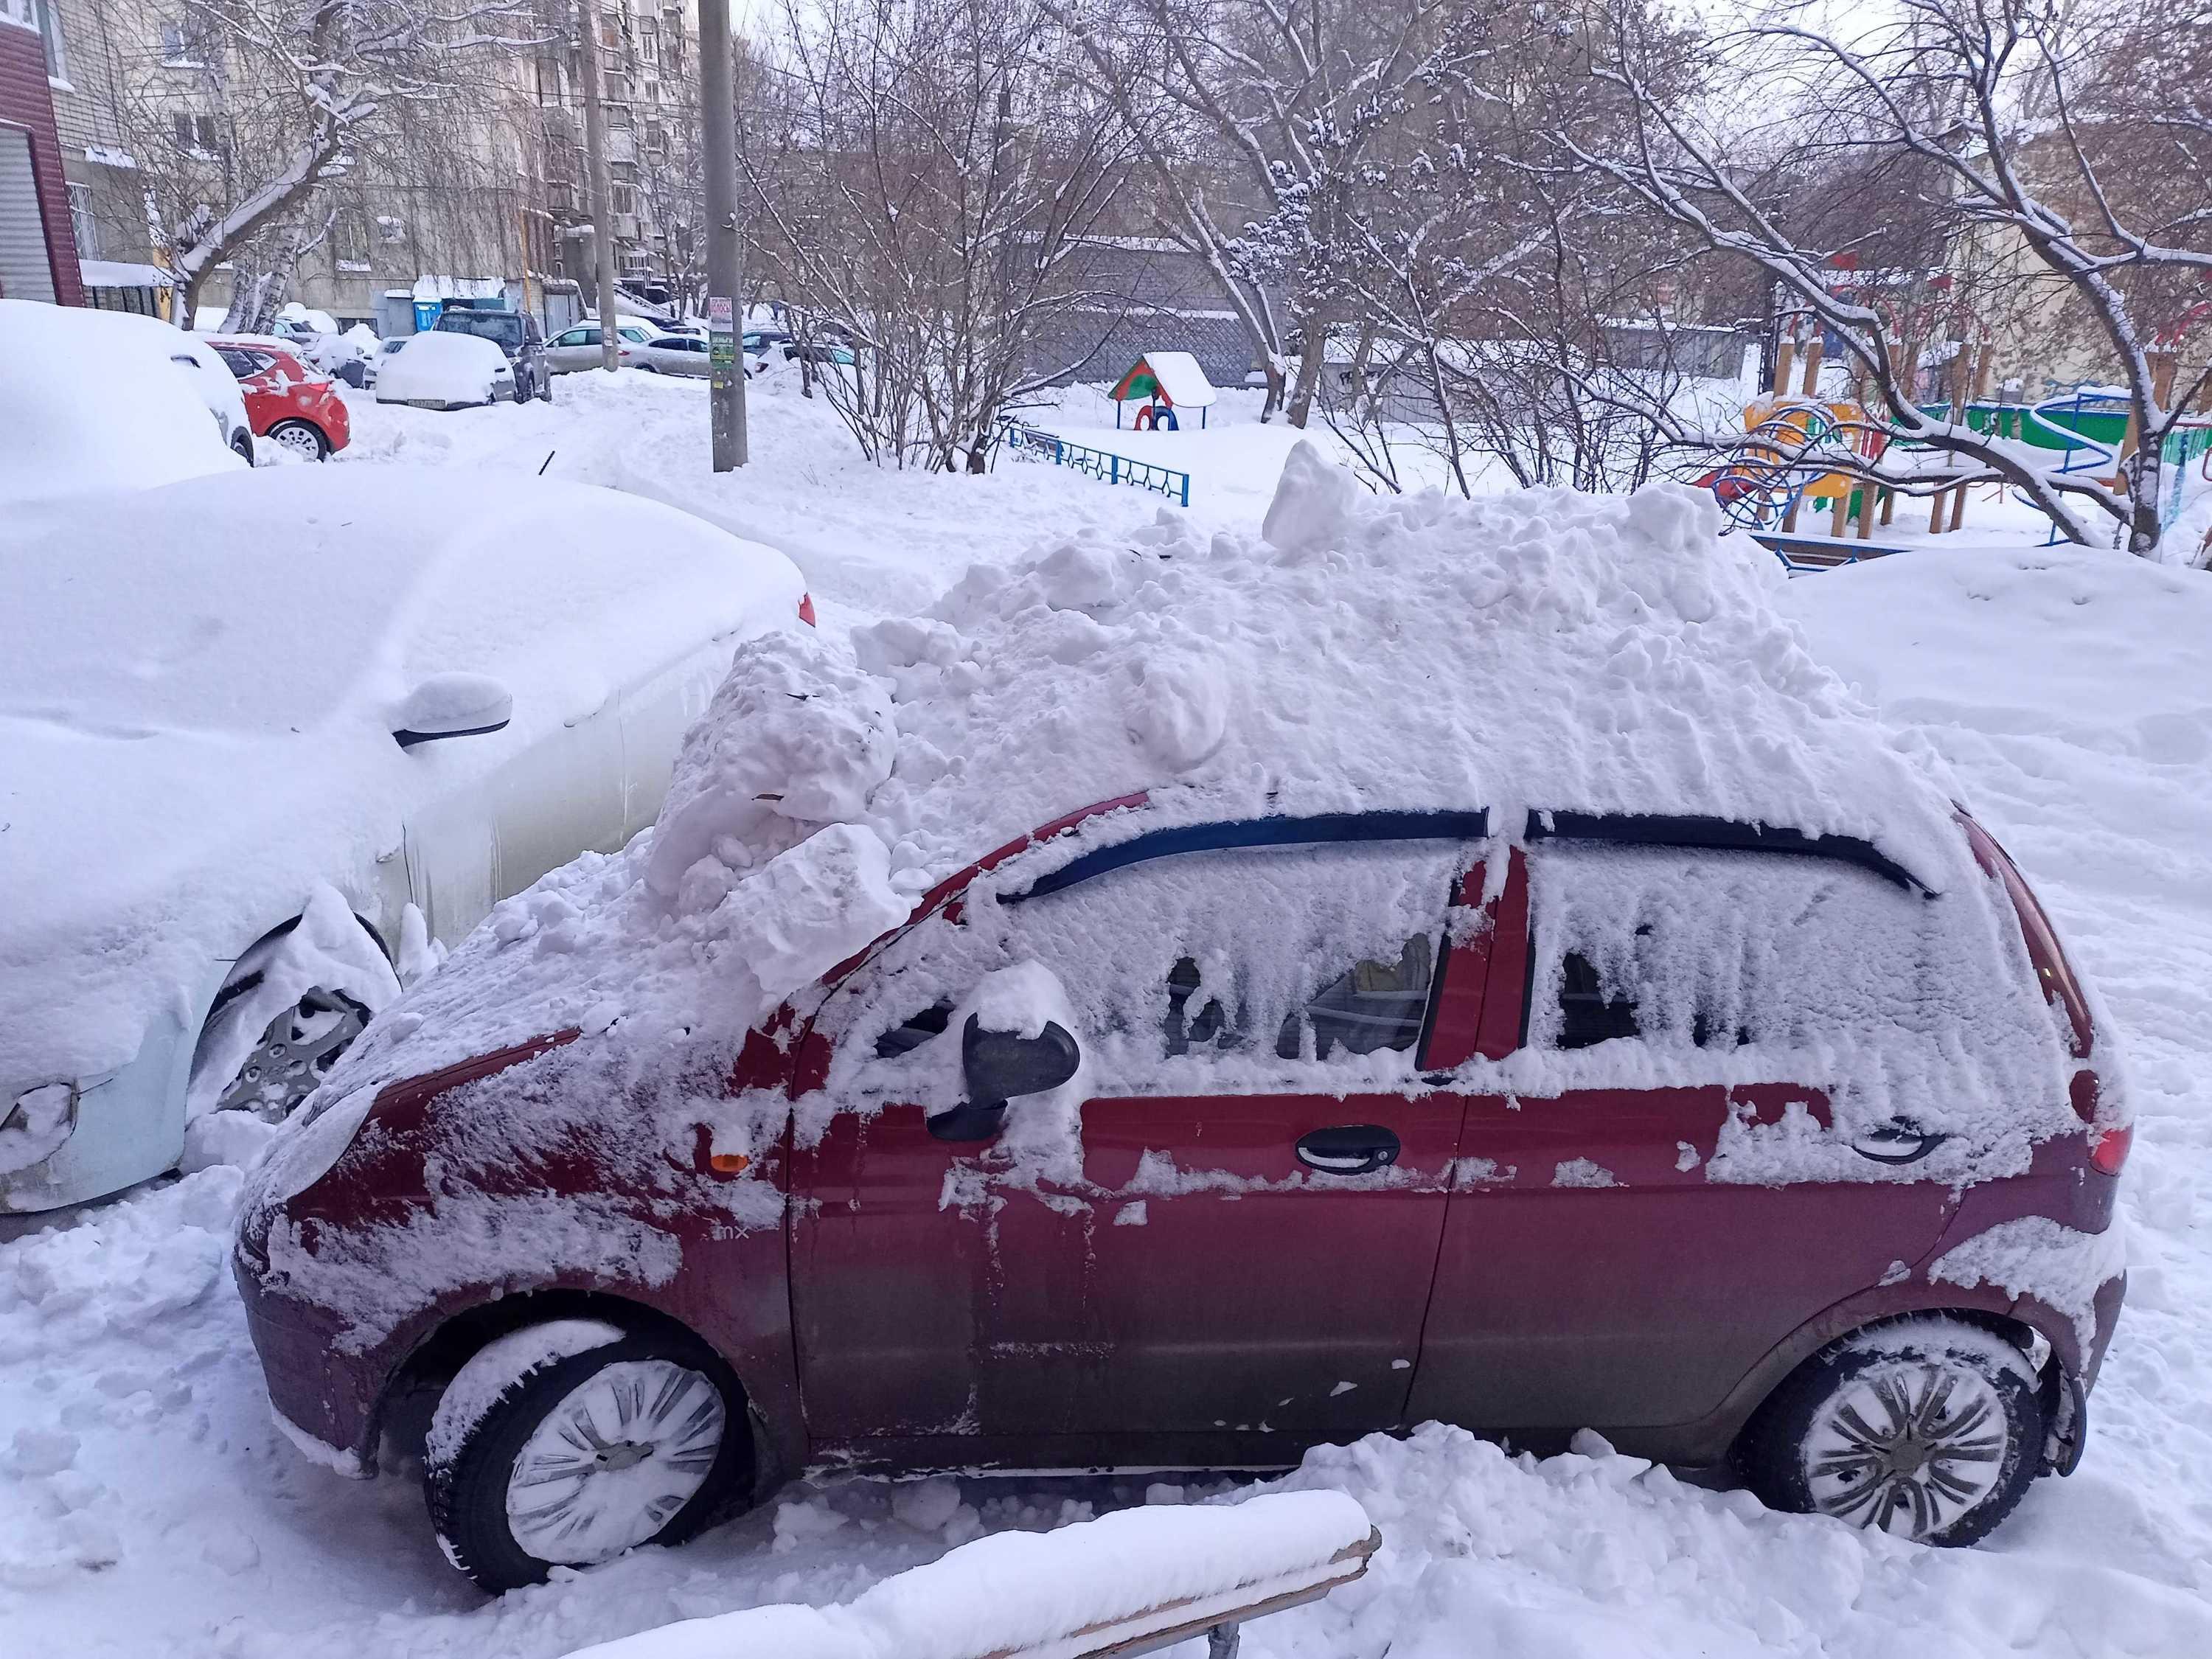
[998, 419, 1192, 508]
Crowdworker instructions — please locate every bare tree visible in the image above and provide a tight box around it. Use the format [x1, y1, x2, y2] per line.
[1565, 0, 2212, 555]
[739, 0, 1138, 470]
[125, 0, 539, 325]
[1048, 0, 1498, 425]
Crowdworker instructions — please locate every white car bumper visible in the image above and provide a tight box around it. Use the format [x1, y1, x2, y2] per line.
[1, 1016, 190, 1214]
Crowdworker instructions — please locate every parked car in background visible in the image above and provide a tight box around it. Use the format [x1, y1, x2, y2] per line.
[0, 299, 249, 501]
[375, 332, 518, 411]
[622, 333, 713, 377]
[740, 327, 791, 356]
[207, 336, 353, 460]
[779, 340, 858, 367]
[361, 336, 409, 389]
[546, 321, 655, 373]
[110, 323, 255, 460]
[431, 308, 551, 402]
[0, 465, 815, 1218]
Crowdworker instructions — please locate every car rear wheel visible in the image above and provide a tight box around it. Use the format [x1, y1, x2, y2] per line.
[230, 429, 255, 462]
[1734, 1315, 2044, 1545]
[267, 419, 330, 461]
[426, 1330, 751, 1593]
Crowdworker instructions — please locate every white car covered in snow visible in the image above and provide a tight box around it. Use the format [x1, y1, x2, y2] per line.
[373, 329, 517, 409]
[0, 465, 810, 1214]
[0, 298, 253, 499]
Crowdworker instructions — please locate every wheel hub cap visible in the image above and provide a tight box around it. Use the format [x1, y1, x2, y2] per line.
[505, 1360, 726, 1565]
[214, 990, 367, 1119]
[1804, 1361, 2008, 1540]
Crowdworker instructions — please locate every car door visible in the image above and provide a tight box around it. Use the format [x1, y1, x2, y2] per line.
[546, 327, 599, 372]
[1410, 840, 1965, 1441]
[788, 827, 1484, 1462]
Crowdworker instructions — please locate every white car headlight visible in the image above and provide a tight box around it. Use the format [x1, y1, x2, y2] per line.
[0, 1084, 78, 1175]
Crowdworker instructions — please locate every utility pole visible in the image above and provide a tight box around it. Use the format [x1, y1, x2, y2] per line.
[699, 0, 748, 467]
[577, 0, 623, 372]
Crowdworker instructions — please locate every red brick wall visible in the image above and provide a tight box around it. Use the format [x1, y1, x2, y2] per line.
[0, 19, 83, 305]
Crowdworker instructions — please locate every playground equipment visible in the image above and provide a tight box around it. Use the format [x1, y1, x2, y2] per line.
[1694, 321, 1898, 546]
[998, 417, 1192, 507]
[1110, 350, 1218, 430]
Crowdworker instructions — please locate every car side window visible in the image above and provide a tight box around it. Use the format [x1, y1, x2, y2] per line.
[823, 838, 1470, 1110]
[1525, 843, 1939, 1056]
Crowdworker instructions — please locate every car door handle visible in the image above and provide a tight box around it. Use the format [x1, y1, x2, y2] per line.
[1296, 1124, 1401, 1176]
[1851, 1119, 1950, 1166]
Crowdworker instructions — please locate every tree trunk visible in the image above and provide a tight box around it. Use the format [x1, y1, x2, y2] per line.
[1287, 329, 1326, 429]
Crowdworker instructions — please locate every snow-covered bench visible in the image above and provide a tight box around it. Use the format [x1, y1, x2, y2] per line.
[560, 1490, 1379, 1659]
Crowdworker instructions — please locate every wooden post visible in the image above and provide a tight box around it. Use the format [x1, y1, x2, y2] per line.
[1949, 341, 1994, 532]
[1830, 489, 1848, 538]
[1798, 335, 1824, 397]
[1773, 338, 1798, 400]
[1880, 487, 1896, 526]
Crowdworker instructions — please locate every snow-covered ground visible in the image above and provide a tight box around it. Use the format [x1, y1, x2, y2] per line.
[4, 381, 2210, 1658]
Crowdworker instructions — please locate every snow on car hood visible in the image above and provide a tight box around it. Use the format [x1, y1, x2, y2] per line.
[0, 465, 804, 1094]
[305, 444, 2014, 1137]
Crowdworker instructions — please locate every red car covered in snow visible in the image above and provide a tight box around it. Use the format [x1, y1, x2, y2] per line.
[208, 336, 352, 460]
[234, 793, 2126, 1591]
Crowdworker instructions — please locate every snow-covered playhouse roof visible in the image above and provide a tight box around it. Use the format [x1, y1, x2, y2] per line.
[1110, 350, 1217, 407]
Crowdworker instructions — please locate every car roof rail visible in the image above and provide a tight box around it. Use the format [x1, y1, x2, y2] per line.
[1523, 810, 1935, 895]
[1012, 809, 1491, 900]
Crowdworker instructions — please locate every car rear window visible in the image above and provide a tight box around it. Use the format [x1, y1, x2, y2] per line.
[434, 312, 523, 351]
[1526, 843, 1952, 1055]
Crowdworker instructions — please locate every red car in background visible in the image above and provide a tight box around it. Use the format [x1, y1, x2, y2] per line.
[207, 336, 352, 461]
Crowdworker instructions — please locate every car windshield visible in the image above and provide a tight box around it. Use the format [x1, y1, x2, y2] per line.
[434, 312, 524, 352]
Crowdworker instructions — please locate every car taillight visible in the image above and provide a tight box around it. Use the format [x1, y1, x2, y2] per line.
[799, 592, 817, 627]
[2090, 1124, 2132, 1175]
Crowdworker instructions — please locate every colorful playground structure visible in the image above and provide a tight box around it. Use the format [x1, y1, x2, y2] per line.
[1696, 312, 2211, 564]
[1109, 350, 1218, 430]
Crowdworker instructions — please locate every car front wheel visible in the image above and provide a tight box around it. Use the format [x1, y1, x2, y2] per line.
[425, 1329, 751, 1593]
[267, 419, 330, 461]
[1734, 1315, 2045, 1545]
[230, 429, 255, 463]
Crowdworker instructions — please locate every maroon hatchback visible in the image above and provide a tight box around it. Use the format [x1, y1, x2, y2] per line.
[236, 797, 2126, 1592]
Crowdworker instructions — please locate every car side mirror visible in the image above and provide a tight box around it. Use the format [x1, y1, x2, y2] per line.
[928, 1014, 1082, 1142]
[392, 672, 513, 750]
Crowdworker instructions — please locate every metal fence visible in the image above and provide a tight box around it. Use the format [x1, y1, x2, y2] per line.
[998, 419, 1192, 507]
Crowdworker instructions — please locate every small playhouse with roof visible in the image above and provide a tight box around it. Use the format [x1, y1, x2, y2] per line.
[1110, 350, 1218, 430]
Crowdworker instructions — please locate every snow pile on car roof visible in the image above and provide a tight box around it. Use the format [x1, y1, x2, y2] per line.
[852, 441, 1968, 886]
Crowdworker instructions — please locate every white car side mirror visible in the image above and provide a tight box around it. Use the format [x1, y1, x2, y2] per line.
[392, 673, 514, 750]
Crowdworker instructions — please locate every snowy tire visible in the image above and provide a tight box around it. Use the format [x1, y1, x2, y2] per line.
[1734, 1315, 2043, 1545]
[268, 418, 330, 460]
[425, 1329, 751, 1593]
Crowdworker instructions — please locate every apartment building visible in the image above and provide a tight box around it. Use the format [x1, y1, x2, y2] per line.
[1, 0, 83, 303]
[524, 0, 703, 313]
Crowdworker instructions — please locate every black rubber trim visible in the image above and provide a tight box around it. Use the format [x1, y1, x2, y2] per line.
[394, 719, 512, 751]
[1011, 810, 1492, 900]
[1523, 810, 1935, 896]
